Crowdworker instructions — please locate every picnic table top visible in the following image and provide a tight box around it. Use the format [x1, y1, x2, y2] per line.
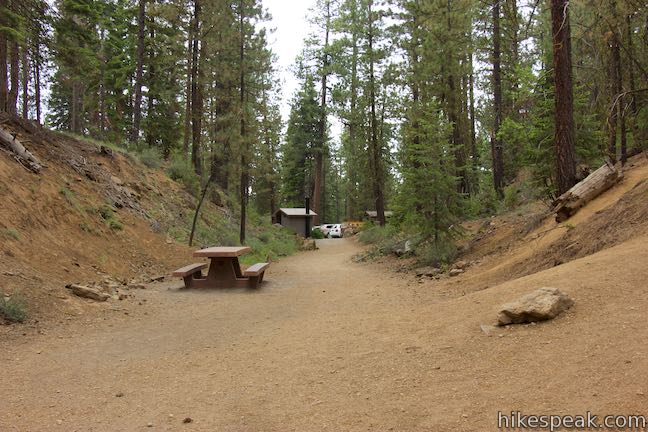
[193, 246, 252, 258]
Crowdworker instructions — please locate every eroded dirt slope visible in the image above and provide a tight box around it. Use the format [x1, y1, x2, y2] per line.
[0, 115, 210, 326]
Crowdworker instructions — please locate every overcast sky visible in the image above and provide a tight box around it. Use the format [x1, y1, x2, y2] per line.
[263, 0, 316, 122]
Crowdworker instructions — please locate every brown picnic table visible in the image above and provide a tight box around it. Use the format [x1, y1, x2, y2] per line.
[172, 246, 269, 289]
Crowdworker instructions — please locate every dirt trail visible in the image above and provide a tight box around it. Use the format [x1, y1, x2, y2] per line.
[2, 237, 648, 431]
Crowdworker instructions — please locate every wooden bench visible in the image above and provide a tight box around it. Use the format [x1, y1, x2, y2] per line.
[172, 263, 207, 287]
[243, 262, 270, 288]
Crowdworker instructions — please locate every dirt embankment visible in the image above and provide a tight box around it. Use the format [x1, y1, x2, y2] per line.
[0, 115, 215, 327]
[447, 154, 648, 296]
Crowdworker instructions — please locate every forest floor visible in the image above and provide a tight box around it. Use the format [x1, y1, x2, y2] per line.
[2, 228, 648, 431]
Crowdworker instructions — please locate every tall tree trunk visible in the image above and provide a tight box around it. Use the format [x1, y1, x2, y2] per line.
[447, 0, 467, 195]
[8, 39, 18, 115]
[625, 14, 641, 151]
[367, 0, 385, 226]
[551, 0, 577, 195]
[0, 0, 6, 112]
[346, 0, 359, 220]
[146, 22, 155, 148]
[71, 81, 80, 133]
[21, 46, 28, 119]
[190, 0, 203, 176]
[469, 50, 478, 171]
[131, 0, 146, 144]
[491, 0, 504, 197]
[33, 60, 41, 123]
[313, 0, 331, 225]
[239, 0, 247, 244]
[183, 13, 193, 157]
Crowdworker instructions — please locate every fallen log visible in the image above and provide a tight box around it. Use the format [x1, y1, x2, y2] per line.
[0, 126, 43, 173]
[553, 161, 622, 222]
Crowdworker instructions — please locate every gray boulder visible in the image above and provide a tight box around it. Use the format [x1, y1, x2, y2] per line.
[497, 287, 574, 326]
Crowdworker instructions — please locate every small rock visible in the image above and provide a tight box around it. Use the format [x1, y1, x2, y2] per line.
[115, 392, 124, 398]
[149, 275, 165, 283]
[415, 267, 441, 278]
[449, 268, 464, 277]
[299, 239, 318, 251]
[637, 390, 645, 396]
[110, 175, 124, 186]
[183, 417, 193, 424]
[497, 287, 574, 326]
[454, 260, 468, 270]
[66, 284, 110, 302]
[147, 422, 154, 428]
[480, 324, 497, 336]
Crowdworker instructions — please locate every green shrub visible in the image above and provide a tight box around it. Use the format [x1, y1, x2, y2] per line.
[311, 228, 325, 239]
[96, 204, 123, 230]
[167, 154, 200, 195]
[0, 292, 27, 323]
[59, 186, 75, 201]
[108, 219, 123, 231]
[138, 148, 162, 169]
[98, 205, 115, 220]
[503, 185, 520, 210]
[1, 228, 19, 240]
[358, 224, 398, 245]
[415, 237, 458, 267]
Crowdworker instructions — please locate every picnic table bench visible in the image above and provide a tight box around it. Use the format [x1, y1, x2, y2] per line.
[172, 246, 269, 289]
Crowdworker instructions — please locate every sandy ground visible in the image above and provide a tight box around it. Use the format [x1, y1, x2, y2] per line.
[1, 237, 648, 432]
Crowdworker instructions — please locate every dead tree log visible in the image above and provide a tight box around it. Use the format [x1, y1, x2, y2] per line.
[0, 127, 42, 173]
[553, 161, 622, 222]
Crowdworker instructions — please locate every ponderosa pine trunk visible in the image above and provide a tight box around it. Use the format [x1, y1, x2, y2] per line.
[33, 60, 41, 123]
[367, 0, 385, 227]
[183, 14, 193, 157]
[491, 0, 504, 197]
[131, 0, 146, 144]
[345, 0, 360, 220]
[551, 0, 577, 195]
[0, 0, 6, 112]
[625, 14, 641, 151]
[21, 47, 28, 118]
[313, 0, 331, 225]
[239, 0, 247, 244]
[606, 26, 620, 162]
[469, 51, 478, 172]
[8, 39, 18, 115]
[190, 0, 203, 176]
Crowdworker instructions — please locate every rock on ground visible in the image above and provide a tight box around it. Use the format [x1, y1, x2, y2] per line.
[299, 239, 318, 251]
[66, 284, 110, 302]
[416, 267, 442, 278]
[497, 287, 574, 326]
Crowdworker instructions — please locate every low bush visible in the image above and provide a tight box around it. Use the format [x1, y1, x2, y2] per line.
[358, 224, 398, 245]
[138, 148, 163, 169]
[1, 228, 19, 240]
[167, 154, 200, 196]
[414, 237, 458, 267]
[0, 292, 27, 323]
[311, 228, 325, 239]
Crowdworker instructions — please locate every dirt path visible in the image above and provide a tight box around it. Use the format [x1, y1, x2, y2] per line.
[2, 238, 648, 431]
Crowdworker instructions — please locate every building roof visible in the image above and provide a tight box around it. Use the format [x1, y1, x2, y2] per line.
[274, 208, 318, 217]
[365, 210, 394, 218]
